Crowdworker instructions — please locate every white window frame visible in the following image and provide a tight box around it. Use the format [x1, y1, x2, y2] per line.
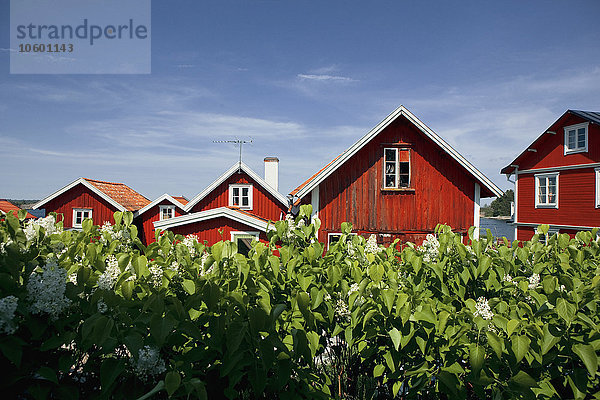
[383, 147, 410, 189]
[72, 208, 92, 228]
[159, 205, 175, 221]
[231, 231, 259, 254]
[564, 122, 588, 155]
[535, 172, 559, 209]
[327, 232, 357, 249]
[596, 168, 600, 208]
[229, 184, 253, 210]
[536, 227, 559, 244]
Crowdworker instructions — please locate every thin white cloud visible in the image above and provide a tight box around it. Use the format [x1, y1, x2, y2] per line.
[297, 73, 356, 82]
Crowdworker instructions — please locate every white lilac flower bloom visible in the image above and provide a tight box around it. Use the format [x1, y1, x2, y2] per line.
[27, 259, 71, 320]
[364, 234, 380, 254]
[348, 283, 360, 297]
[528, 273, 540, 289]
[335, 299, 351, 323]
[557, 284, 566, 292]
[97, 299, 108, 314]
[473, 296, 493, 320]
[97, 255, 121, 290]
[182, 235, 198, 257]
[148, 265, 163, 288]
[68, 273, 78, 285]
[131, 346, 166, 381]
[0, 238, 13, 254]
[0, 295, 19, 334]
[419, 234, 440, 263]
[25, 215, 62, 241]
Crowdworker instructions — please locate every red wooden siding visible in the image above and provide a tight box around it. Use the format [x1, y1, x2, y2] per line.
[517, 226, 584, 242]
[166, 217, 268, 246]
[189, 172, 286, 222]
[43, 184, 119, 229]
[136, 200, 186, 245]
[516, 168, 599, 227]
[314, 116, 476, 245]
[516, 114, 600, 171]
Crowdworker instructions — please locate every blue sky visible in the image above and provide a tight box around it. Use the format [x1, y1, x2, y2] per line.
[1, 0, 599, 203]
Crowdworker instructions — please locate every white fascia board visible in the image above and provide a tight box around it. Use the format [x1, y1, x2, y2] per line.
[184, 162, 288, 212]
[134, 194, 186, 217]
[33, 178, 126, 212]
[294, 105, 503, 199]
[153, 206, 269, 232]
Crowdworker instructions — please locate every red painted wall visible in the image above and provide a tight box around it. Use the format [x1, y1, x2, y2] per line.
[189, 172, 286, 222]
[517, 168, 599, 228]
[136, 200, 186, 245]
[43, 184, 119, 229]
[309, 116, 477, 246]
[517, 226, 584, 242]
[167, 216, 268, 246]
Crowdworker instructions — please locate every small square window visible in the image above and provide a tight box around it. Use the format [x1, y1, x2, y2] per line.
[229, 184, 253, 210]
[564, 122, 588, 155]
[535, 173, 558, 208]
[73, 208, 92, 228]
[159, 205, 175, 220]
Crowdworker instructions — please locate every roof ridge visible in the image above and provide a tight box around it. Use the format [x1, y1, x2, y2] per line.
[83, 178, 125, 185]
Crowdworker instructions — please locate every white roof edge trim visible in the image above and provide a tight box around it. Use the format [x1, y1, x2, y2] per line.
[294, 105, 503, 199]
[184, 162, 288, 212]
[153, 206, 270, 232]
[134, 193, 186, 217]
[32, 178, 127, 212]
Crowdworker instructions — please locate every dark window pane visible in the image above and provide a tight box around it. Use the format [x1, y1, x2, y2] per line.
[236, 238, 253, 256]
[385, 162, 395, 174]
[385, 175, 396, 187]
[399, 174, 409, 187]
[242, 197, 249, 206]
[385, 149, 396, 161]
[399, 162, 409, 174]
[578, 128, 586, 148]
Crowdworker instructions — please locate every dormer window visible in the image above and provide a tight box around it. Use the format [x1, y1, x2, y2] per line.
[564, 122, 588, 155]
[159, 205, 175, 220]
[73, 208, 92, 228]
[383, 147, 410, 189]
[229, 184, 253, 210]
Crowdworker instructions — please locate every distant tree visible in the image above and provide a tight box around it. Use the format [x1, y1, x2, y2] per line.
[489, 190, 513, 217]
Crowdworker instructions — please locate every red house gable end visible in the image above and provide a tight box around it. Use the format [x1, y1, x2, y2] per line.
[292, 106, 502, 246]
[502, 110, 600, 241]
[135, 196, 187, 245]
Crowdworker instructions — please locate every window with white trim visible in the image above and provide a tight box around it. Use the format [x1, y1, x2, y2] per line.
[229, 184, 253, 210]
[231, 231, 259, 256]
[596, 168, 600, 208]
[73, 208, 92, 228]
[327, 232, 357, 249]
[536, 227, 559, 244]
[535, 173, 558, 208]
[383, 148, 410, 189]
[564, 122, 588, 155]
[159, 205, 175, 220]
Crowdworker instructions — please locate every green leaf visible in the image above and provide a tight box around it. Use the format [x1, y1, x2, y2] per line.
[511, 335, 530, 363]
[572, 344, 598, 377]
[381, 289, 395, 314]
[389, 327, 401, 351]
[182, 279, 195, 295]
[541, 325, 560, 355]
[121, 279, 134, 300]
[507, 319, 520, 336]
[470, 345, 484, 372]
[510, 370, 538, 388]
[556, 298, 576, 323]
[165, 371, 181, 396]
[373, 364, 385, 377]
[37, 366, 58, 385]
[486, 331, 504, 358]
[100, 358, 125, 392]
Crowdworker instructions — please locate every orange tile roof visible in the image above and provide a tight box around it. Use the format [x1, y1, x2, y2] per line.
[290, 154, 342, 196]
[172, 196, 189, 206]
[0, 200, 36, 219]
[226, 206, 272, 223]
[84, 178, 150, 211]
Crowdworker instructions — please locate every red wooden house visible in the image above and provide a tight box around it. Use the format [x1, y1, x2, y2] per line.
[134, 194, 188, 245]
[501, 110, 600, 241]
[33, 178, 150, 229]
[154, 159, 287, 254]
[289, 105, 503, 246]
[0, 200, 36, 219]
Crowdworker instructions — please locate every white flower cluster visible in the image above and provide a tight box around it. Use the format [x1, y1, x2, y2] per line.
[24, 215, 62, 242]
[131, 346, 166, 381]
[98, 255, 121, 290]
[0, 295, 19, 334]
[348, 283, 360, 297]
[199, 252, 215, 276]
[284, 214, 307, 240]
[99, 222, 132, 251]
[335, 299, 351, 323]
[0, 238, 13, 254]
[148, 265, 163, 288]
[528, 273, 540, 289]
[473, 296, 493, 320]
[182, 235, 199, 257]
[97, 299, 108, 314]
[419, 234, 440, 263]
[27, 259, 71, 320]
[364, 234, 380, 254]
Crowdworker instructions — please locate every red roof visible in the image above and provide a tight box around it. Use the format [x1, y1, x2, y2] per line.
[290, 155, 342, 196]
[84, 178, 150, 211]
[0, 200, 36, 219]
[172, 196, 189, 206]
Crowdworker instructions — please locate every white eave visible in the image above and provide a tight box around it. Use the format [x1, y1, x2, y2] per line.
[154, 206, 270, 232]
[293, 105, 503, 199]
[184, 162, 288, 212]
[32, 178, 127, 212]
[134, 194, 187, 217]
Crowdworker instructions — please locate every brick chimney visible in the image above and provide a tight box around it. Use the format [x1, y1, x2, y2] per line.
[264, 157, 279, 191]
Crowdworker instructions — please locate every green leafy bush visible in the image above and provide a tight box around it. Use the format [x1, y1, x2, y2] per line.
[0, 207, 599, 399]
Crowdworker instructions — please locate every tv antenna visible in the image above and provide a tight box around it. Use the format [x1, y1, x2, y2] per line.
[213, 138, 253, 173]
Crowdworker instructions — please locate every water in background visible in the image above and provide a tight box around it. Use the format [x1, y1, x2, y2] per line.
[480, 218, 514, 241]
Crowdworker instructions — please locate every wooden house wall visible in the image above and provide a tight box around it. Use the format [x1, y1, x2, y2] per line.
[517, 226, 582, 242]
[167, 217, 268, 246]
[313, 116, 476, 245]
[516, 167, 599, 227]
[189, 172, 286, 221]
[43, 184, 118, 229]
[136, 200, 186, 245]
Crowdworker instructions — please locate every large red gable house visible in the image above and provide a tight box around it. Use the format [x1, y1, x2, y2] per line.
[33, 178, 150, 229]
[501, 110, 600, 241]
[290, 105, 503, 246]
[153, 159, 288, 254]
